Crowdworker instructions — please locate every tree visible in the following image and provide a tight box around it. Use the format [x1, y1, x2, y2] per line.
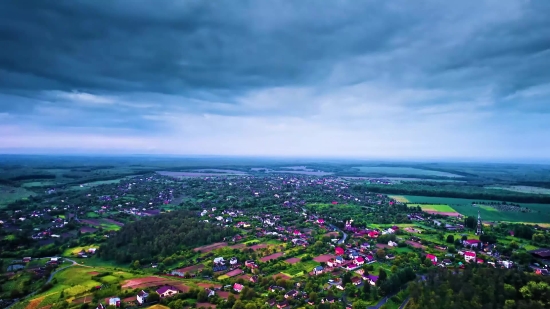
[446, 235, 455, 244]
[232, 300, 245, 309]
[309, 292, 318, 303]
[378, 269, 387, 284]
[197, 289, 208, 302]
[148, 292, 160, 303]
[376, 249, 385, 259]
[227, 294, 236, 308]
[244, 304, 257, 309]
[133, 260, 141, 269]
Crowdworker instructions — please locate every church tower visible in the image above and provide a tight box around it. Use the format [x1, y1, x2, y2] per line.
[476, 210, 483, 235]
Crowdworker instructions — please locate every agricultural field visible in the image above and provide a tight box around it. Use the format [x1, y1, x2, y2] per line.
[353, 166, 463, 178]
[0, 185, 34, 208]
[62, 244, 102, 257]
[79, 218, 123, 231]
[394, 195, 550, 223]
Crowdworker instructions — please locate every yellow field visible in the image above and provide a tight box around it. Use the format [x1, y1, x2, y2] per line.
[389, 195, 410, 203]
[147, 305, 171, 309]
[407, 204, 457, 213]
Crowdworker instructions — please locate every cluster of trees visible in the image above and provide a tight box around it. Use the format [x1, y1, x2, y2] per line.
[407, 268, 550, 309]
[98, 211, 238, 263]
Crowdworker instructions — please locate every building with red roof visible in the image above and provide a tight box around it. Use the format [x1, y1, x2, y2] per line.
[335, 247, 345, 255]
[464, 251, 476, 263]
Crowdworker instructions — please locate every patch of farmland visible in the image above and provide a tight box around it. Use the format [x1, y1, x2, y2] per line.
[285, 257, 301, 264]
[225, 269, 244, 277]
[80, 227, 98, 233]
[193, 242, 228, 253]
[313, 254, 335, 263]
[121, 276, 165, 288]
[175, 264, 204, 273]
[408, 204, 457, 213]
[260, 252, 284, 262]
[0, 185, 33, 208]
[249, 243, 268, 251]
[354, 166, 463, 177]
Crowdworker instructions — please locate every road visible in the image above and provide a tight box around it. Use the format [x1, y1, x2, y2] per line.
[328, 224, 348, 244]
[367, 275, 425, 309]
[5, 258, 90, 309]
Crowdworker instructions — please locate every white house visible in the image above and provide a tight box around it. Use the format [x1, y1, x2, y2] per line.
[137, 291, 149, 305]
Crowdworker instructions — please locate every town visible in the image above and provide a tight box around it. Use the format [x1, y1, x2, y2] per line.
[2, 171, 550, 309]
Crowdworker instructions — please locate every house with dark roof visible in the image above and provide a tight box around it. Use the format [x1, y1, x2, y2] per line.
[137, 290, 148, 305]
[313, 265, 324, 275]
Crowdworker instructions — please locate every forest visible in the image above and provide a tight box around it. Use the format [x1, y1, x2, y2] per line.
[407, 268, 550, 309]
[97, 211, 238, 263]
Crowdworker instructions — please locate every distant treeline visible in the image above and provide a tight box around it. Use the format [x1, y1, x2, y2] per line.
[9, 174, 56, 181]
[357, 183, 550, 204]
[98, 210, 238, 264]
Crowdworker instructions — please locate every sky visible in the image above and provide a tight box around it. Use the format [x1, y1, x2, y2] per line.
[1, 1, 550, 161]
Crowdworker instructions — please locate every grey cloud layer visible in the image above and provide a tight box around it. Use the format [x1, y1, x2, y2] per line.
[1, 0, 550, 157]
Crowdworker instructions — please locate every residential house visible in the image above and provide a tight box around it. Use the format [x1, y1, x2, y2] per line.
[335, 247, 345, 255]
[284, 290, 299, 299]
[277, 300, 289, 309]
[327, 258, 336, 268]
[293, 230, 301, 236]
[351, 277, 362, 286]
[137, 291, 148, 305]
[365, 255, 375, 264]
[335, 256, 344, 264]
[365, 275, 379, 286]
[464, 251, 476, 263]
[355, 256, 365, 266]
[385, 254, 395, 260]
[233, 283, 244, 293]
[388, 241, 398, 247]
[156, 285, 179, 298]
[250, 275, 259, 284]
[317, 218, 325, 224]
[442, 259, 452, 266]
[426, 254, 438, 265]
[214, 257, 225, 265]
[205, 289, 215, 297]
[269, 286, 286, 292]
[266, 299, 276, 307]
[230, 257, 238, 266]
[108, 298, 121, 307]
[313, 265, 324, 275]
[97, 304, 105, 309]
[463, 239, 482, 248]
[245, 260, 258, 268]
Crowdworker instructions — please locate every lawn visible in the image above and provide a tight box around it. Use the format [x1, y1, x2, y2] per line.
[282, 260, 319, 277]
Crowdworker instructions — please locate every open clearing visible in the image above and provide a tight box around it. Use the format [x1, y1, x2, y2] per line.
[313, 254, 335, 263]
[260, 252, 284, 262]
[175, 264, 204, 273]
[354, 167, 462, 177]
[80, 218, 123, 231]
[147, 305, 171, 309]
[193, 242, 228, 252]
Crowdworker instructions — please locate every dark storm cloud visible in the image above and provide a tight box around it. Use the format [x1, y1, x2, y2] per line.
[1, 0, 549, 103]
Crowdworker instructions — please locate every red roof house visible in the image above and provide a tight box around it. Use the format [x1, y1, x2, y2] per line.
[335, 247, 345, 255]
[233, 283, 244, 293]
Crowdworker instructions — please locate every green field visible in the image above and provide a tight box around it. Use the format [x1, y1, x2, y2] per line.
[407, 204, 457, 213]
[397, 195, 550, 223]
[354, 166, 463, 177]
[0, 185, 34, 208]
